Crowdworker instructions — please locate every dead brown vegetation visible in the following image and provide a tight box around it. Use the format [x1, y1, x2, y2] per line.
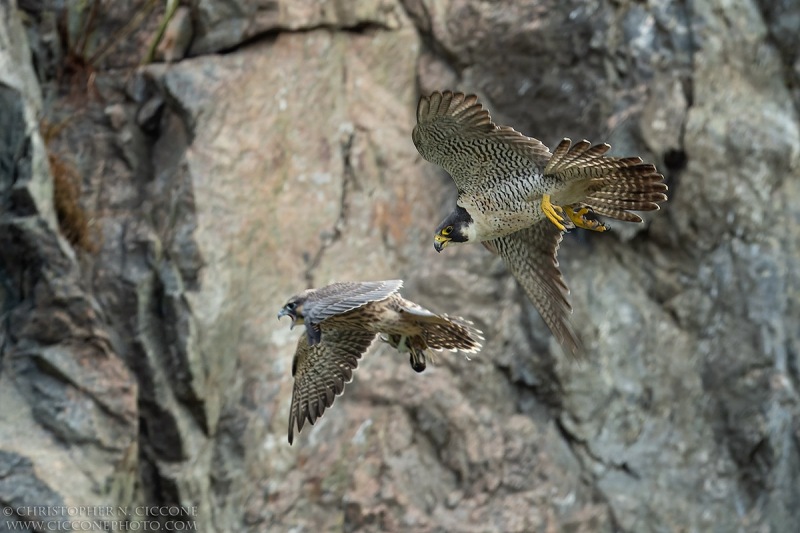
[41, 120, 98, 253]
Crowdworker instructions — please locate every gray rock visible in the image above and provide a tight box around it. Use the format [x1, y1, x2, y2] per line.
[2, 0, 799, 532]
[156, 6, 193, 63]
[1, 3, 139, 528]
[0, 451, 68, 528]
[190, 0, 404, 55]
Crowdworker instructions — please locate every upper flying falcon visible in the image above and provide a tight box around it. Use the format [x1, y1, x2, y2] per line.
[412, 91, 668, 357]
[278, 279, 482, 443]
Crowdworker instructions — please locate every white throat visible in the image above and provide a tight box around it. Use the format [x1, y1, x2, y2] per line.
[466, 223, 479, 243]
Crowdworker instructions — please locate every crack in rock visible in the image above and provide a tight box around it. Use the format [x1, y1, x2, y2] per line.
[303, 131, 355, 287]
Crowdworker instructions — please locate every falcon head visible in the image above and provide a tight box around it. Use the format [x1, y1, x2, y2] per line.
[278, 294, 308, 329]
[434, 206, 475, 252]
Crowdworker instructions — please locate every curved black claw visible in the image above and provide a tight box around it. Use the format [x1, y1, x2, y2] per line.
[409, 352, 427, 373]
[565, 205, 608, 232]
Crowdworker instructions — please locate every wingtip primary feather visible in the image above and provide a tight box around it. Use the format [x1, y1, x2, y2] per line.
[286, 329, 375, 445]
[416, 90, 493, 129]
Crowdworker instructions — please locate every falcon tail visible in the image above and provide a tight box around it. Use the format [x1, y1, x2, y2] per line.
[546, 139, 668, 223]
[423, 315, 484, 354]
[384, 314, 483, 372]
[581, 169, 668, 223]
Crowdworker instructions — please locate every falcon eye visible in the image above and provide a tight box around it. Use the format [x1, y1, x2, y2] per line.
[286, 302, 296, 310]
[441, 226, 453, 236]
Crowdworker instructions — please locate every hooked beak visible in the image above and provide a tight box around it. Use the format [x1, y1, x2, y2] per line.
[433, 234, 451, 253]
[277, 307, 297, 329]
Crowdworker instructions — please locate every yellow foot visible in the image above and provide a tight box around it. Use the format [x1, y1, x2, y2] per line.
[542, 193, 566, 231]
[565, 206, 608, 232]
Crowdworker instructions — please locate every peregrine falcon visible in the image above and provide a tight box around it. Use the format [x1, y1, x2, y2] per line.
[278, 280, 482, 443]
[412, 91, 668, 357]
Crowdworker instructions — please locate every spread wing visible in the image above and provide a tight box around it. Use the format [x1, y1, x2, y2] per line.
[304, 280, 403, 324]
[287, 329, 377, 444]
[544, 138, 643, 179]
[488, 221, 583, 359]
[412, 91, 553, 196]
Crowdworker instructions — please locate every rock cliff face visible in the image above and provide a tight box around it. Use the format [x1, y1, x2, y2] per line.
[1, 0, 799, 531]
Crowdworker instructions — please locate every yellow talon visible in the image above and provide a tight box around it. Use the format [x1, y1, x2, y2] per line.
[565, 206, 608, 232]
[542, 194, 566, 231]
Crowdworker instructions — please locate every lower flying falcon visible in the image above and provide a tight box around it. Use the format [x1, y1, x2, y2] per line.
[278, 279, 482, 443]
[412, 91, 668, 358]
